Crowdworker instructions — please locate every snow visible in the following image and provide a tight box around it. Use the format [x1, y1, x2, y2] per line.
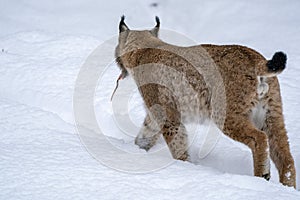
[1, 0, 300, 199]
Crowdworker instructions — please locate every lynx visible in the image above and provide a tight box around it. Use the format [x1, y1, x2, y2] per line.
[115, 16, 296, 188]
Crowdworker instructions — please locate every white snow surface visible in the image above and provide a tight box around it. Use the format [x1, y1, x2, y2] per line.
[1, 0, 300, 199]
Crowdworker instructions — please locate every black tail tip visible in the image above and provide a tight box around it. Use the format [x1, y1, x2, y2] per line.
[267, 51, 287, 72]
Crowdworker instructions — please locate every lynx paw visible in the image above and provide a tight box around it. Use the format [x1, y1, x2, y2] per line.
[135, 136, 156, 151]
[262, 173, 271, 181]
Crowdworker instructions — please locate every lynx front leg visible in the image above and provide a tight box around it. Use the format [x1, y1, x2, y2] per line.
[223, 117, 270, 180]
[162, 121, 189, 161]
[136, 84, 189, 161]
[135, 115, 160, 151]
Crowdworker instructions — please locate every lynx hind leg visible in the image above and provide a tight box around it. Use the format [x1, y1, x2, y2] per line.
[135, 115, 160, 151]
[223, 117, 270, 180]
[264, 112, 296, 188]
[162, 121, 189, 161]
[262, 88, 296, 187]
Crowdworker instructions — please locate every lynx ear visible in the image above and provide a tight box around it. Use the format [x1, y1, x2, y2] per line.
[119, 15, 129, 33]
[150, 16, 160, 37]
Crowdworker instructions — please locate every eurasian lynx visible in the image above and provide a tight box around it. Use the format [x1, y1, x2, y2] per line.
[115, 16, 296, 188]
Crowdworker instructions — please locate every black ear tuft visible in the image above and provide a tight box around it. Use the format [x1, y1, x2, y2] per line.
[119, 15, 129, 32]
[267, 51, 287, 72]
[120, 15, 125, 23]
[155, 16, 160, 28]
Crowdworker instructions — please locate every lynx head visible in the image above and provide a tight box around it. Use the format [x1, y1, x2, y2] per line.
[115, 16, 160, 78]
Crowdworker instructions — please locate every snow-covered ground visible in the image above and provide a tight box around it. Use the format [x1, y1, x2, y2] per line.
[1, 0, 300, 199]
